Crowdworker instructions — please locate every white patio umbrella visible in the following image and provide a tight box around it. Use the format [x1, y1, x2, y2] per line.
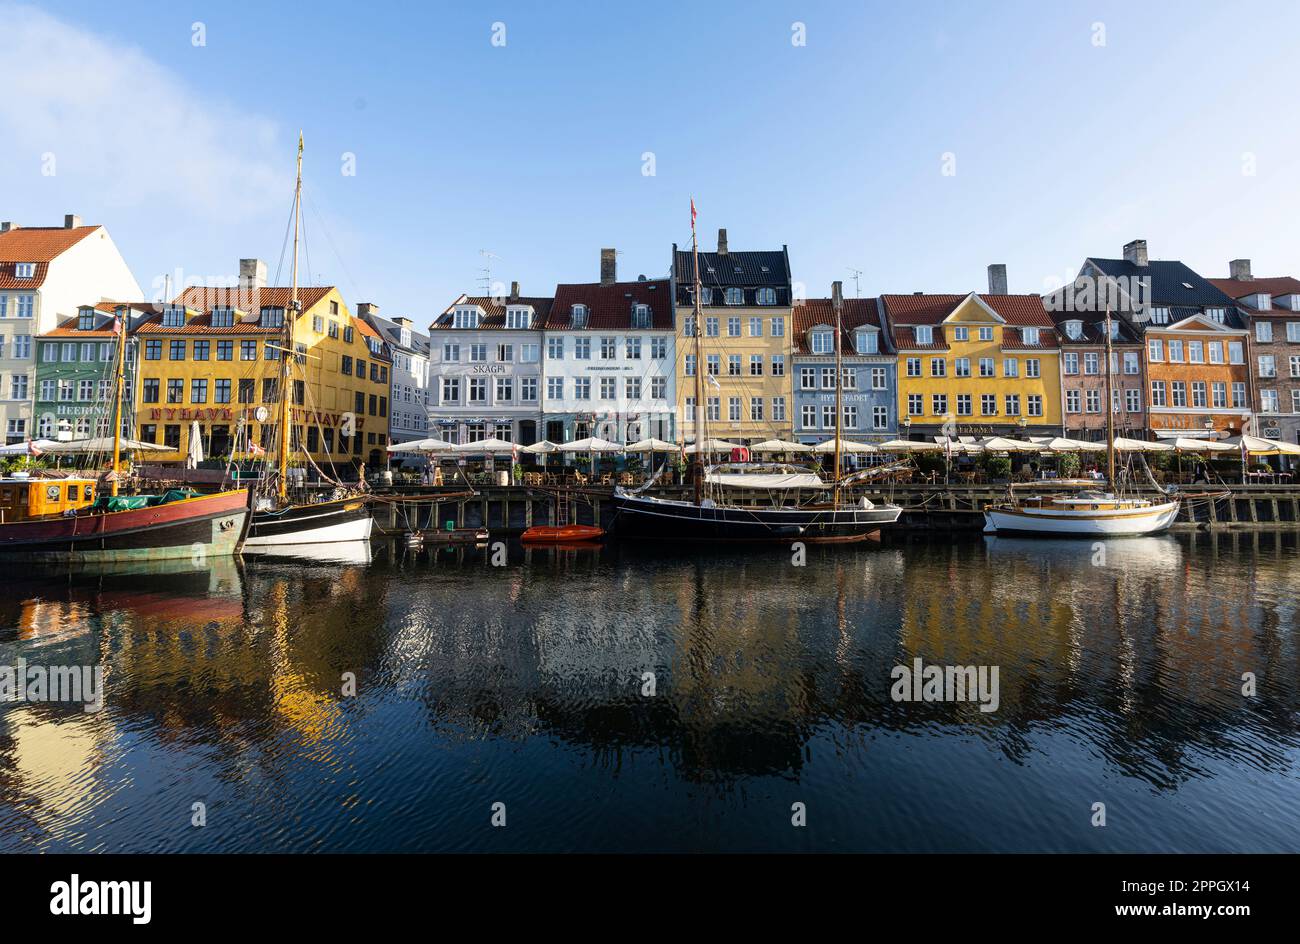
[877, 439, 942, 452]
[451, 437, 516, 453]
[750, 438, 812, 453]
[42, 436, 169, 454]
[0, 438, 59, 456]
[1173, 437, 1234, 453]
[623, 438, 679, 452]
[1220, 434, 1300, 456]
[520, 440, 562, 454]
[811, 437, 877, 454]
[977, 436, 1042, 452]
[387, 437, 456, 453]
[1112, 437, 1174, 452]
[559, 437, 622, 452]
[1037, 436, 1107, 452]
[684, 438, 741, 454]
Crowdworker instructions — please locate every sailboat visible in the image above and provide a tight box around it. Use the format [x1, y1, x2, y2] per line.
[612, 205, 901, 543]
[0, 309, 250, 562]
[242, 134, 374, 552]
[982, 309, 1180, 536]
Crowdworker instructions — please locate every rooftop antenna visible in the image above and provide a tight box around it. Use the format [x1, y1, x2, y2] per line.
[847, 267, 864, 298]
[477, 249, 501, 296]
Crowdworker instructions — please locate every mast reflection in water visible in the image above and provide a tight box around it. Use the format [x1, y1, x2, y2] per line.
[1, 534, 1297, 853]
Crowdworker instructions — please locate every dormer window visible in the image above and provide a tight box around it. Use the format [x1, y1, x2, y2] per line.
[14, 262, 35, 279]
[506, 306, 533, 329]
[631, 304, 651, 329]
[1020, 327, 1040, 344]
[1109, 320, 1120, 339]
[856, 329, 878, 354]
[756, 287, 776, 306]
[453, 306, 481, 329]
[724, 287, 743, 305]
[211, 307, 235, 328]
[1279, 294, 1300, 311]
[1247, 293, 1272, 310]
[399, 326, 412, 347]
[914, 326, 933, 345]
[77, 307, 96, 331]
[162, 305, 187, 328]
[810, 329, 835, 355]
[700, 287, 713, 305]
[260, 306, 285, 328]
[1064, 319, 1083, 340]
[1205, 307, 1226, 323]
[570, 304, 589, 328]
[1149, 306, 1170, 324]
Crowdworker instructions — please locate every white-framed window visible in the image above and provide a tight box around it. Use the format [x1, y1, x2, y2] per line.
[1232, 382, 1247, 408]
[453, 306, 480, 329]
[1188, 340, 1204, 364]
[952, 326, 969, 342]
[801, 404, 817, 429]
[914, 326, 933, 344]
[811, 330, 834, 355]
[468, 378, 487, 402]
[954, 357, 970, 378]
[1026, 358, 1040, 378]
[770, 317, 784, 337]
[506, 306, 532, 329]
[756, 288, 776, 305]
[1004, 394, 1020, 416]
[956, 394, 971, 416]
[1167, 339, 1184, 362]
[1256, 321, 1273, 343]
[727, 317, 741, 337]
[978, 326, 994, 341]
[979, 357, 994, 377]
[520, 343, 539, 363]
[631, 304, 651, 329]
[1205, 307, 1226, 324]
[547, 336, 564, 359]
[820, 367, 836, 389]
[907, 393, 923, 416]
[729, 397, 742, 421]
[1065, 389, 1081, 413]
[871, 367, 886, 390]
[651, 337, 667, 359]
[547, 377, 563, 400]
[625, 337, 642, 359]
[749, 354, 763, 376]
[706, 354, 720, 375]
[1150, 381, 1166, 408]
[705, 317, 719, 337]
[930, 358, 946, 377]
[1126, 388, 1142, 413]
[574, 378, 591, 400]
[1287, 322, 1300, 342]
[748, 317, 763, 337]
[724, 288, 743, 305]
[1229, 341, 1244, 364]
[855, 330, 877, 354]
[1148, 338, 1163, 361]
[821, 404, 835, 428]
[1290, 355, 1300, 378]
[1064, 320, 1084, 340]
[981, 393, 997, 416]
[800, 367, 816, 390]
[497, 343, 514, 362]
[750, 397, 764, 421]
[1004, 357, 1019, 378]
[1020, 327, 1040, 344]
[1149, 307, 1171, 324]
[1259, 355, 1277, 377]
[771, 355, 785, 376]
[570, 304, 589, 327]
[574, 337, 591, 359]
[1207, 343, 1222, 365]
[932, 394, 947, 415]
[469, 343, 487, 362]
[1027, 395, 1043, 417]
[1261, 389, 1280, 413]
[873, 406, 888, 430]
[1210, 382, 1226, 409]
[772, 397, 786, 421]
[843, 405, 858, 429]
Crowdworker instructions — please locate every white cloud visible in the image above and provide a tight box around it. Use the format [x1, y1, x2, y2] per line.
[0, 3, 284, 221]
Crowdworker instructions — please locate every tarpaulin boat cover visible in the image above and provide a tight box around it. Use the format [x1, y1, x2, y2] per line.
[703, 472, 826, 489]
[92, 489, 202, 512]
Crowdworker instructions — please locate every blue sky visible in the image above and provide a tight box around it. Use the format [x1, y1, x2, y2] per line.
[4, 0, 1299, 321]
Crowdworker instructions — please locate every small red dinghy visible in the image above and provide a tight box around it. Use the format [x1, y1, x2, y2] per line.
[520, 524, 605, 544]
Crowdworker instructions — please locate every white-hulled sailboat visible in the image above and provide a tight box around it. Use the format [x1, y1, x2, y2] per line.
[982, 309, 1179, 537]
[242, 133, 373, 552]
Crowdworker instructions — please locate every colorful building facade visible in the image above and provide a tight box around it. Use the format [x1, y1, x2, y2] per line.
[1209, 263, 1300, 446]
[671, 231, 794, 445]
[791, 291, 896, 444]
[538, 261, 676, 444]
[884, 291, 1063, 440]
[34, 303, 144, 442]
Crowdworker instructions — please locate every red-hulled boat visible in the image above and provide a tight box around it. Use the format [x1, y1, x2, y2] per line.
[0, 485, 249, 563]
[520, 524, 605, 544]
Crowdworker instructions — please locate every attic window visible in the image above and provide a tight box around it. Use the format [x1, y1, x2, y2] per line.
[77, 309, 96, 331]
[211, 307, 236, 328]
[760, 266, 770, 273]
[161, 305, 187, 328]
[453, 306, 480, 329]
[914, 326, 933, 344]
[14, 262, 35, 279]
[734, 266, 742, 273]
[260, 306, 286, 328]
[1205, 307, 1226, 323]
[724, 287, 743, 305]
[1182, 282, 1194, 290]
[570, 304, 589, 328]
[1149, 307, 1170, 324]
[631, 304, 651, 329]
[1020, 327, 1040, 344]
[756, 287, 777, 305]
[1064, 319, 1083, 340]
[506, 306, 532, 329]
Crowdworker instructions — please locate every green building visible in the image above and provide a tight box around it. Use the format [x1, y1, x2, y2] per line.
[33, 303, 140, 442]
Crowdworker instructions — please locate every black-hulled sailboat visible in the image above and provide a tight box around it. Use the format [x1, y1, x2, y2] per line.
[612, 204, 901, 543]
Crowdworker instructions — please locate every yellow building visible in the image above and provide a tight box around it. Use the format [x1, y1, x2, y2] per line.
[672, 233, 794, 444]
[882, 292, 1063, 439]
[124, 274, 391, 471]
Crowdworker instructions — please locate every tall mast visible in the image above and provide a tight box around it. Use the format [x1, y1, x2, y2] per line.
[832, 281, 844, 505]
[1103, 306, 1116, 489]
[109, 306, 127, 496]
[277, 131, 303, 503]
[690, 201, 706, 507]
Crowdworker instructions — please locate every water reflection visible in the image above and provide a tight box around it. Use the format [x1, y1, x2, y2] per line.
[1, 533, 1297, 852]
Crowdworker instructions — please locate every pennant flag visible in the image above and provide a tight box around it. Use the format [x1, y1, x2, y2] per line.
[706, 373, 720, 389]
[248, 442, 266, 456]
[690, 198, 697, 231]
[27, 440, 43, 457]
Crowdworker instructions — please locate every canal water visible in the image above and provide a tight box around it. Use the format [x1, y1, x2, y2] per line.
[1, 533, 1297, 853]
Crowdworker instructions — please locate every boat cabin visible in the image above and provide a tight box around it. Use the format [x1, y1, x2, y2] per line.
[0, 475, 98, 522]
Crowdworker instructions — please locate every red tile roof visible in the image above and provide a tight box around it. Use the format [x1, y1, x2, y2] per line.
[174, 285, 334, 313]
[432, 294, 555, 330]
[0, 225, 100, 289]
[41, 302, 161, 337]
[791, 298, 883, 354]
[1208, 276, 1300, 314]
[542, 279, 673, 330]
[882, 293, 1057, 351]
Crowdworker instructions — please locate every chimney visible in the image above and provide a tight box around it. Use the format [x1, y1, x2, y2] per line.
[356, 302, 378, 319]
[717, 228, 728, 255]
[987, 264, 1008, 295]
[1122, 239, 1149, 267]
[64, 214, 82, 229]
[1229, 258, 1252, 281]
[392, 316, 411, 327]
[600, 248, 617, 285]
[0, 222, 15, 233]
[239, 258, 267, 290]
[831, 280, 843, 309]
[509, 280, 520, 301]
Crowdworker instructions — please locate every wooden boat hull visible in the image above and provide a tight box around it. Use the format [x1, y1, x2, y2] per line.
[244, 496, 373, 551]
[520, 525, 605, 544]
[0, 489, 249, 562]
[611, 490, 901, 543]
[983, 500, 1180, 536]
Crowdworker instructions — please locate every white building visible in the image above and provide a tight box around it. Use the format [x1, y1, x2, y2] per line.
[358, 304, 431, 464]
[427, 283, 548, 445]
[0, 215, 141, 442]
[539, 251, 676, 444]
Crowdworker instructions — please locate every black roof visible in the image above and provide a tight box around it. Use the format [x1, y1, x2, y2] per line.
[367, 313, 431, 356]
[673, 246, 790, 288]
[1086, 258, 1244, 329]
